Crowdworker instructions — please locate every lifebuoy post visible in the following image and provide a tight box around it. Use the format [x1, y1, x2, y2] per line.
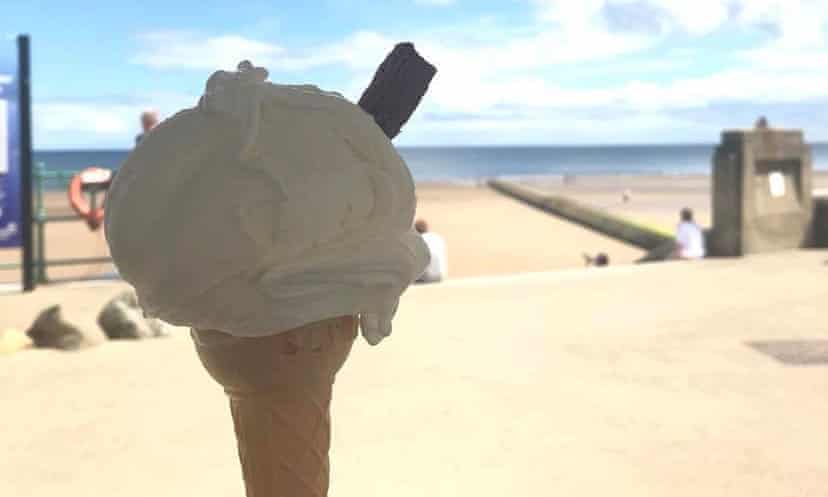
[68, 167, 112, 230]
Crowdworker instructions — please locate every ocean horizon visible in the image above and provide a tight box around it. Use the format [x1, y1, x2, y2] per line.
[32, 143, 828, 188]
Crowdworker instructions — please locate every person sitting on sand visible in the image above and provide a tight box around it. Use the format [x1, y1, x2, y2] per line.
[674, 207, 705, 260]
[135, 110, 159, 145]
[415, 218, 447, 283]
[583, 252, 609, 267]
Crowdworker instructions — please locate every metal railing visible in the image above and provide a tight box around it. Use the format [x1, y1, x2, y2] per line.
[0, 163, 114, 283]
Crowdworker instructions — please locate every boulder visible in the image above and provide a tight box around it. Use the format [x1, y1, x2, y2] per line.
[97, 289, 171, 339]
[26, 306, 88, 351]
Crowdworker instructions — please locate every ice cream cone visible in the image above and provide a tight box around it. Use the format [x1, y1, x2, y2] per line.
[192, 315, 358, 497]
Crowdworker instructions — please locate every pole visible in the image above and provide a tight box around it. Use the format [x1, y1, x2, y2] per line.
[18, 34, 34, 291]
[34, 163, 47, 283]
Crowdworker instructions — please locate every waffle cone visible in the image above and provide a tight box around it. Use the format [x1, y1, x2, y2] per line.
[192, 315, 358, 497]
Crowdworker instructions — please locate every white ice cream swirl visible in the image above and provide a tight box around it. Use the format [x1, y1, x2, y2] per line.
[104, 61, 429, 345]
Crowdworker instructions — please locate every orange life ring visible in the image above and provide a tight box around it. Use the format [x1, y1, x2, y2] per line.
[68, 167, 112, 231]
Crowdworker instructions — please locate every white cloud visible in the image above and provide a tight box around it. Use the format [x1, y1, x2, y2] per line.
[36, 103, 139, 135]
[531, 0, 828, 39]
[394, 104, 720, 146]
[734, 0, 828, 48]
[279, 31, 393, 71]
[132, 30, 392, 72]
[132, 31, 286, 70]
[34, 93, 197, 148]
[121, 0, 828, 146]
[415, 63, 828, 122]
[533, 0, 729, 36]
[412, 0, 828, 126]
[648, 0, 731, 35]
[128, 23, 653, 114]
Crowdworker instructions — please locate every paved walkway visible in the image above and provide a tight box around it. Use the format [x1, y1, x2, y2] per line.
[2, 251, 827, 496]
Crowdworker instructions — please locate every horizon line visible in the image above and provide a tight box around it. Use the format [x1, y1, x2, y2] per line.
[34, 140, 828, 153]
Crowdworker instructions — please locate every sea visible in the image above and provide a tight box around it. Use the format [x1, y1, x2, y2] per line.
[33, 143, 828, 189]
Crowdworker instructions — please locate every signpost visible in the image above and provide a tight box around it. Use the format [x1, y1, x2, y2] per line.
[0, 35, 34, 290]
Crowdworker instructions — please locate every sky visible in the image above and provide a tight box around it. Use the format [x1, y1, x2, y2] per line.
[5, 0, 828, 149]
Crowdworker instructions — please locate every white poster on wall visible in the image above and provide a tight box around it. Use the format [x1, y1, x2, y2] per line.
[769, 171, 785, 198]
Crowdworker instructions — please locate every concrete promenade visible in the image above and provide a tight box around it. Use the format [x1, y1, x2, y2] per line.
[2, 250, 827, 496]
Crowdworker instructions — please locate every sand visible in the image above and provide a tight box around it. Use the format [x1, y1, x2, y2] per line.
[0, 175, 684, 284]
[2, 171, 828, 496]
[519, 171, 828, 230]
[414, 181, 647, 277]
[0, 180, 643, 284]
[1, 250, 827, 497]
[5, 172, 828, 284]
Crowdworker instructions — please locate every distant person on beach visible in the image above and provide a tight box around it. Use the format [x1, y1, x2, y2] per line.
[674, 207, 705, 260]
[583, 252, 609, 267]
[755, 116, 769, 129]
[415, 218, 447, 283]
[135, 110, 159, 145]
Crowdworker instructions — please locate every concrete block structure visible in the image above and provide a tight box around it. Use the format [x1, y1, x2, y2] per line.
[709, 129, 813, 256]
[813, 195, 828, 248]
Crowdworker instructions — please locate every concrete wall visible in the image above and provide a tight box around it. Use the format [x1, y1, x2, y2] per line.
[487, 179, 673, 251]
[813, 196, 828, 248]
[710, 129, 813, 257]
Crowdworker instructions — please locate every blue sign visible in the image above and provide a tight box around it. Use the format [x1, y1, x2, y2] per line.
[0, 40, 21, 247]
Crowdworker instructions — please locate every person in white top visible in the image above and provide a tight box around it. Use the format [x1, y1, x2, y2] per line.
[415, 218, 448, 283]
[674, 207, 706, 260]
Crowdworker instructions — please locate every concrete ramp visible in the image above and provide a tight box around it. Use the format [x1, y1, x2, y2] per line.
[814, 194, 828, 248]
[488, 179, 674, 251]
[488, 179, 680, 262]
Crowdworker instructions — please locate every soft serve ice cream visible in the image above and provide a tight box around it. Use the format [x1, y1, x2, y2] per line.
[104, 61, 429, 345]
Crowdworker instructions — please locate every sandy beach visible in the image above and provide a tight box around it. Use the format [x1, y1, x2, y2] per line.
[11, 1, 828, 494]
[2, 179, 638, 284]
[6, 172, 826, 284]
[1, 250, 827, 497]
[1, 171, 827, 496]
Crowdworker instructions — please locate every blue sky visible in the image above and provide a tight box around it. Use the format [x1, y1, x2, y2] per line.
[5, 0, 828, 149]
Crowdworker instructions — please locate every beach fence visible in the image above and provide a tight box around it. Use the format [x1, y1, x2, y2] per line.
[0, 163, 114, 285]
